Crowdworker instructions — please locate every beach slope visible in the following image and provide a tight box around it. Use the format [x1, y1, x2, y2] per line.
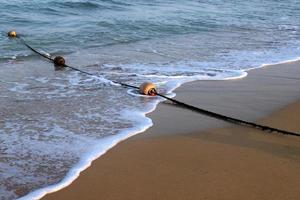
[43, 61, 300, 200]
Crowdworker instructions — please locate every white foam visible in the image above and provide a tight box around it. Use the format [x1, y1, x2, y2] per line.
[255, 56, 300, 70]
[9, 83, 30, 94]
[16, 64, 191, 200]
[242, 56, 300, 76]
[18, 101, 159, 200]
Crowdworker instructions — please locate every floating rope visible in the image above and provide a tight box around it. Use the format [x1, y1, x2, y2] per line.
[7, 31, 300, 138]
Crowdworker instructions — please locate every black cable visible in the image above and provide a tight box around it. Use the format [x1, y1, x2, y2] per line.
[15, 36, 300, 137]
[17, 36, 53, 61]
[156, 93, 300, 137]
[63, 63, 94, 76]
[17, 37, 140, 90]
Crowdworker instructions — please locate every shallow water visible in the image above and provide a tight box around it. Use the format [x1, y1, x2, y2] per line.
[0, 0, 300, 199]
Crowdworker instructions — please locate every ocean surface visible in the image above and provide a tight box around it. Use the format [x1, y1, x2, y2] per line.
[0, 0, 300, 199]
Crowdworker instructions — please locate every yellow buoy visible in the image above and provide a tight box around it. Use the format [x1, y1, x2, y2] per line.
[139, 82, 157, 96]
[7, 31, 17, 38]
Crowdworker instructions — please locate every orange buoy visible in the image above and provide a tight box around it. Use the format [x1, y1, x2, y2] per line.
[139, 82, 157, 96]
[53, 56, 66, 70]
[7, 31, 17, 38]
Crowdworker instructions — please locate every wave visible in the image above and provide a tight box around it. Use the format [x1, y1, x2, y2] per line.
[16, 54, 300, 200]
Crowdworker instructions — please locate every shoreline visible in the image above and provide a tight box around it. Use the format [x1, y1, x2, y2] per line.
[41, 60, 300, 200]
[18, 59, 300, 200]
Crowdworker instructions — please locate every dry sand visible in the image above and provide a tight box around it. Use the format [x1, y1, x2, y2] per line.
[43, 61, 300, 200]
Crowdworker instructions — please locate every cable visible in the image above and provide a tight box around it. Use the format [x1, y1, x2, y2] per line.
[11, 34, 300, 137]
[16, 36, 140, 90]
[17, 36, 53, 61]
[156, 93, 300, 137]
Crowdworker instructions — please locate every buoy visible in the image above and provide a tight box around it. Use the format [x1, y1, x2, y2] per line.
[53, 56, 65, 70]
[7, 31, 17, 38]
[139, 82, 157, 96]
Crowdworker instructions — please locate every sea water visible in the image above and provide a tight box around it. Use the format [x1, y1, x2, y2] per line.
[0, 0, 299, 199]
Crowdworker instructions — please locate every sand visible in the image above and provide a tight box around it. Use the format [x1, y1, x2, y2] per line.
[43, 61, 300, 200]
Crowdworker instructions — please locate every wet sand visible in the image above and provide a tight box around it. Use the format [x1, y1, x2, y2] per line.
[43, 61, 300, 200]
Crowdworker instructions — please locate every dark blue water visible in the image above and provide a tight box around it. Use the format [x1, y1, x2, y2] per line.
[0, 1, 300, 199]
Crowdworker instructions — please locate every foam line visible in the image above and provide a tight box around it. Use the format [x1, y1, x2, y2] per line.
[19, 110, 156, 200]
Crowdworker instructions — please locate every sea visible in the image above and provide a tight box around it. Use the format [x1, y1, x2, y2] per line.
[0, 0, 299, 199]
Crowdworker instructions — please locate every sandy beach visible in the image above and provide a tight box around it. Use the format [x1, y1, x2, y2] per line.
[43, 60, 300, 200]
